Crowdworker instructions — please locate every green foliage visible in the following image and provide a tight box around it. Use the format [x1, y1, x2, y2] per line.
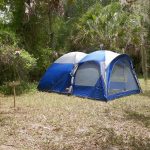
[0, 44, 37, 85]
[0, 81, 37, 95]
[11, 0, 24, 30]
[37, 48, 53, 69]
[73, 2, 142, 52]
[0, 0, 149, 84]
[0, 27, 37, 84]
[0, 29, 18, 46]
[18, 50, 37, 71]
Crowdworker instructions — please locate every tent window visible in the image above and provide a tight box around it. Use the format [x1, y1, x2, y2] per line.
[74, 62, 100, 86]
[108, 60, 138, 95]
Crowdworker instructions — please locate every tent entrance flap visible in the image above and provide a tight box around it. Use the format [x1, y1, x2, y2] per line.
[73, 61, 106, 99]
[74, 62, 100, 87]
[108, 59, 139, 96]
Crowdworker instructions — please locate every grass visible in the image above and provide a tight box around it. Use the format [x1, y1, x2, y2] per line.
[0, 79, 150, 150]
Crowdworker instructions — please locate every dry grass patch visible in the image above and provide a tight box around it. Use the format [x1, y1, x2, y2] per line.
[0, 79, 150, 150]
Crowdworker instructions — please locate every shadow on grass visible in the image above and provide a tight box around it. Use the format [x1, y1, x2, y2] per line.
[0, 115, 12, 127]
[100, 128, 150, 150]
[0, 110, 13, 115]
[125, 110, 150, 128]
[140, 90, 150, 98]
[0, 109, 15, 127]
[40, 127, 150, 150]
[128, 136, 150, 150]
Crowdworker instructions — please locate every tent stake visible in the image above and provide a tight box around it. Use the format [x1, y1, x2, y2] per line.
[8, 81, 20, 109]
[13, 85, 16, 108]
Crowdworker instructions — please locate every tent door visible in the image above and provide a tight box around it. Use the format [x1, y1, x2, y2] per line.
[72, 62, 105, 99]
[108, 60, 139, 96]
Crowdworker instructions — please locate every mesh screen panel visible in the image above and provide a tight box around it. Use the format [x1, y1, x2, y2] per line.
[108, 60, 138, 95]
[75, 62, 100, 86]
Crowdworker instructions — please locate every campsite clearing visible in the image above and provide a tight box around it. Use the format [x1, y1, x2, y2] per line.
[0, 79, 150, 150]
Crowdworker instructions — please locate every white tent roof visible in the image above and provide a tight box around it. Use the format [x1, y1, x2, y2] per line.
[104, 51, 120, 68]
[54, 52, 87, 64]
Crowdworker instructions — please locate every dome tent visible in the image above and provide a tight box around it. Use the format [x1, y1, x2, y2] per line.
[38, 50, 141, 101]
[71, 50, 141, 100]
[38, 52, 87, 93]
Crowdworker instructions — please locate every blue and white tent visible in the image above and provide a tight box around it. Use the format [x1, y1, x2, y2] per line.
[72, 50, 141, 100]
[38, 52, 87, 93]
[38, 50, 141, 101]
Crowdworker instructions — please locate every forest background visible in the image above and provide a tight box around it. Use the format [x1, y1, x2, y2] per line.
[0, 0, 149, 94]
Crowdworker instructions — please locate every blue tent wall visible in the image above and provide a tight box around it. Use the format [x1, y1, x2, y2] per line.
[38, 63, 73, 93]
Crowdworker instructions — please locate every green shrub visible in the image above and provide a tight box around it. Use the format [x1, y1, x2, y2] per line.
[0, 81, 37, 95]
[0, 45, 37, 84]
[0, 29, 18, 46]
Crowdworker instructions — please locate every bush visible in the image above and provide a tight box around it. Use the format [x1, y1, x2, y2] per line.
[0, 29, 18, 46]
[0, 45, 37, 85]
[0, 81, 37, 95]
[0, 29, 37, 84]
